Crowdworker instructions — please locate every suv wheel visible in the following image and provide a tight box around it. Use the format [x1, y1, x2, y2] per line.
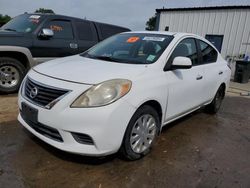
[120, 105, 159, 160]
[205, 85, 225, 114]
[0, 57, 26, 94]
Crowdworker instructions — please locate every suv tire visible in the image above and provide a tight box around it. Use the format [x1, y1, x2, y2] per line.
[0, 57, 26, 94]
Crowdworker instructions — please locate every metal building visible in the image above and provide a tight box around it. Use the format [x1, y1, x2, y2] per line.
[156, 2, 250, 60]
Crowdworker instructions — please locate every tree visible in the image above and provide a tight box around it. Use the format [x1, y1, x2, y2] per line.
[145, 13, 157, 31]
[34, 8, 55, 14]
[0, 14, 11, 26]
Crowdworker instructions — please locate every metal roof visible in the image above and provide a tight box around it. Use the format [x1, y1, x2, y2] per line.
[156, 0, 250, 12]
[156, 6, 250, 12]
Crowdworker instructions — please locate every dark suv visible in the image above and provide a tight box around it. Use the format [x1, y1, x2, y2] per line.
[0, 13, 130, 94]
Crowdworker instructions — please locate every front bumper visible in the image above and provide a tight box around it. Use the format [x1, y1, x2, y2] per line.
[18, 70, 136, 156]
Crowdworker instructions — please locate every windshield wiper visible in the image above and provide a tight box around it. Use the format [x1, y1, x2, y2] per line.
[89, 55, 121, 63]
[3, 28, 17, 32]
[82, 53, 145, 64]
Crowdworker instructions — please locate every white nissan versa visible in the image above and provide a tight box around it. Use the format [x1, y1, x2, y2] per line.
[18, 31, 231, 160]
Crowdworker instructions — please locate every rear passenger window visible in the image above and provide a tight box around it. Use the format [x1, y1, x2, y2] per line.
[75, 21, 97, 41]
[99, 23, 128, 40]
[199, 40, 218, 64]
[45, 20, 73, 39]
[170, 38, 198, 65]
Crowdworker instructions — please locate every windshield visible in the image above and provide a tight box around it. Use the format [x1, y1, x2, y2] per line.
[1, 14, 44, 33]
[81, 33, 174, 64]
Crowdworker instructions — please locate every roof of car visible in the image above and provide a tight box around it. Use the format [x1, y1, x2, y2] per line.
[125, 31, 200, 38]
[26, 13, 86, 21]
[25, 13, 130, 30]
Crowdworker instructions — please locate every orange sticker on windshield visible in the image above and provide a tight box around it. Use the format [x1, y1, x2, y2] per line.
[126, 37, 139, 43]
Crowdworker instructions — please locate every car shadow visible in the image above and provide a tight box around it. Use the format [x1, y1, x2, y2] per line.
[21, 110, 203, 165]
[160, 108, 202, 133]
[0, 93, 18, 97]
[22, 128, 119, 165]
[16, 107, 205, 164]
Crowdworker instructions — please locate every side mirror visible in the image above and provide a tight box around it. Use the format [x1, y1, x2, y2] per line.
[39, 28, 54, 39]
[171, 57, 192, 70]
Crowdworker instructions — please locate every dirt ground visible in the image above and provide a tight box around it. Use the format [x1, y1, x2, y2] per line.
[0, 94, 250, 188]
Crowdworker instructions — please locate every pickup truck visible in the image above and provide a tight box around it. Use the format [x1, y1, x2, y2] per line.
[0, 13, 130, 94]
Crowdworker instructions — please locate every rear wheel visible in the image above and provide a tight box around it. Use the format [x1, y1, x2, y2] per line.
[205, 85, 225, 114]
[0, 57, 26, 94]
[120, 105, 159, 160]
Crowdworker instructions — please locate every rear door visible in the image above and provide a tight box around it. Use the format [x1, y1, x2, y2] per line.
[205, 35, 224, 52]
[196, 39, 224, 102]
[164, 38, 205, 121]
[74, 20, 99, 53]
[32, 19, 78, 58]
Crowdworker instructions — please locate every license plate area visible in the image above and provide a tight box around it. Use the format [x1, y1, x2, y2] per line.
[21, 102, 38, 124]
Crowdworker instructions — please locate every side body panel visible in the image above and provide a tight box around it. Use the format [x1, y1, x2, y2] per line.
[163, 66, 205, 121]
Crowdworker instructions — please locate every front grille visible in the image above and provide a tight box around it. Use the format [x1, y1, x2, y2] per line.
[72, 132, 94, 145]
[24, 78, 69, 108]
[21, 111, 63, 142]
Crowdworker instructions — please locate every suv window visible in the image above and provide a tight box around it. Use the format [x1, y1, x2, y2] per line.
[45, 20, 73, 39]
[198, 40, 218, 64]
[170, 38, 198, 65]
[75, 21, 96, 41]
[99, 23, 128, 40]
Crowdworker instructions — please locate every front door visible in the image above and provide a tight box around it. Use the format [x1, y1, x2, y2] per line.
[164, 38, 205, 122]
[32, 19, 78, 58]
[197, 39, 224, 102]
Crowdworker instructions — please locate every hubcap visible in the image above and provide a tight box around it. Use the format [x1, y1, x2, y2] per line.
[0, 65, 20, 88]
[130, 114, 157, 154]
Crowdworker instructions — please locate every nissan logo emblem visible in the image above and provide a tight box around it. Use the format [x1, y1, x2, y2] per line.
[30, 87, 38, 99]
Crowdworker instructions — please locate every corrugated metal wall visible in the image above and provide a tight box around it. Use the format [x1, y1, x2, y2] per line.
[158, 9, 250, 58]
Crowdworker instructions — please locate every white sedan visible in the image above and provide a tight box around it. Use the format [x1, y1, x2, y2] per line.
[18, 31, 231, 160]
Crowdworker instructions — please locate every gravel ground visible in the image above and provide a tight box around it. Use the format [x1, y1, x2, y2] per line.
[0, 94, 250, 188]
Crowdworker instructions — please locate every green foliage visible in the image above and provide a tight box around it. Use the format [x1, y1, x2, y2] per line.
[145, 13, 157, 31]
[34, 8, 55, 14]
[0, 14, 11, 25]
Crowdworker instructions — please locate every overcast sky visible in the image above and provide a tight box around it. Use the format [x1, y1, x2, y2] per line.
[1, 0, 249, 30]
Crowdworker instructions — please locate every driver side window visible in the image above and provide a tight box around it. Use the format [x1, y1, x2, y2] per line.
[170, 38, 198, 65]
[43, 20, 74, 39]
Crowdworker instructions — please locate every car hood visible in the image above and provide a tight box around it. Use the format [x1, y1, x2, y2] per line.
[0, 30, 24, 37]
[0, 30, 31, 46]
[33, 55, 147, 84]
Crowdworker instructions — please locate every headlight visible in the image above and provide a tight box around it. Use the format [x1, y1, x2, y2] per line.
[71, 79, 132, 107]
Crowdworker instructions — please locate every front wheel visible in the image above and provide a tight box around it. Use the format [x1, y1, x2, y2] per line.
[205, 85, 225, 114]
[0, 57, 26, 94]
[120, 105, 160, 160]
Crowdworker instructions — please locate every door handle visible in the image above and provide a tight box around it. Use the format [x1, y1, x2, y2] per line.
[219, 71, 223, 75]
[70, 43, 78, 49]
[196, 75, 203, 80]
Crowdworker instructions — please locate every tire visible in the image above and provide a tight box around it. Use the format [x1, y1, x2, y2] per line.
[205, 85, 225, 114]
[120, 105, 160, 160]
[0, 57, 26, 94]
